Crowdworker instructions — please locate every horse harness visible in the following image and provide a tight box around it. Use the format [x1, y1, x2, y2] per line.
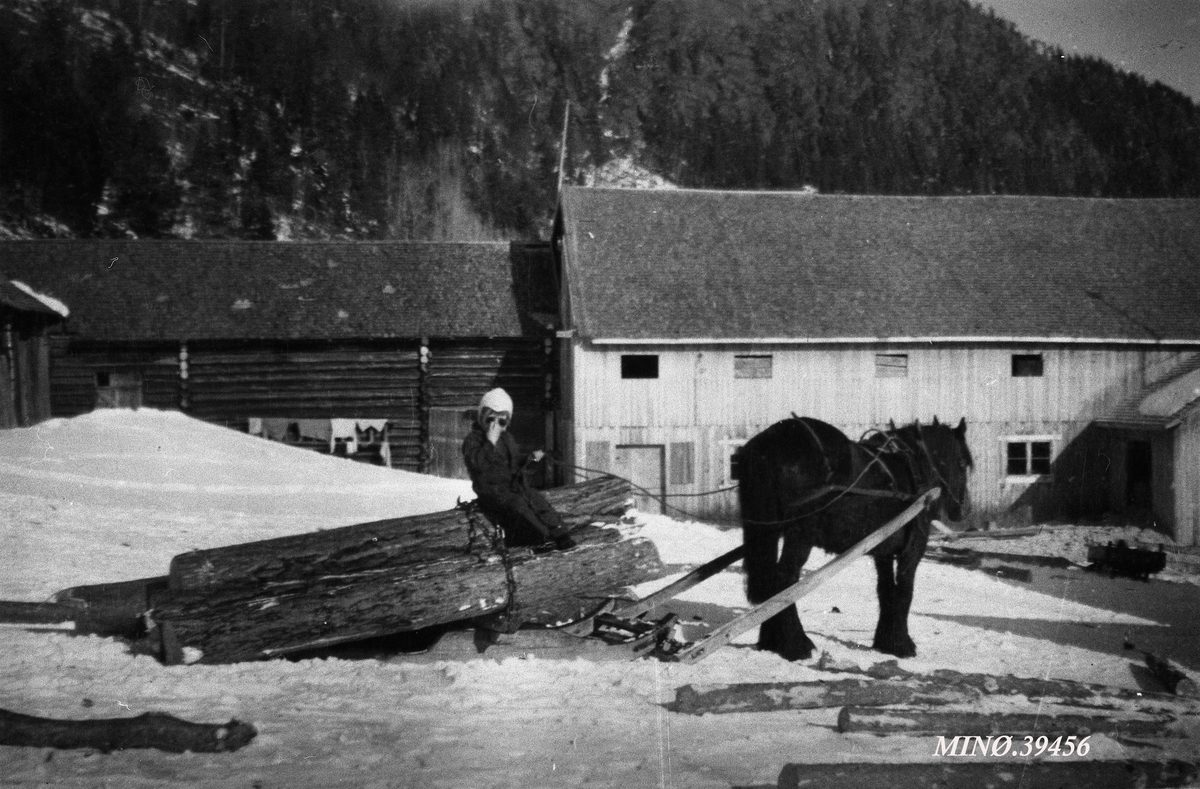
[747, 420, 944, 529]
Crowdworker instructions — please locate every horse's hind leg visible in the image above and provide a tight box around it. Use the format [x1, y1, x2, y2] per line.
[754, 531, 815, 661]
[872, 552, 918, 658]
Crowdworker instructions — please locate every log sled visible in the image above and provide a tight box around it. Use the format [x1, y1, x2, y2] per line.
[18, 480, 943, 665]
[36, 476, 671, 665]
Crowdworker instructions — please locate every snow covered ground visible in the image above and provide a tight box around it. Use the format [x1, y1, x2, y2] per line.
[1, 410, 1196, 787]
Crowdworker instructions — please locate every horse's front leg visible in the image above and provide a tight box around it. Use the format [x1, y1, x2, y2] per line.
[872, 548, 919, 658]
[756, 530, 815, 661]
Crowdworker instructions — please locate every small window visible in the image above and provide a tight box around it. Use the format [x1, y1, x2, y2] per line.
[1012, 354, 1044, 377]
[875, 353, 909, 378]
[95, 370, 143, 409]
[585, 441, 611, 473]
[734, 355, 773, 379]
[621, 354, 659, 379]
[669, 442, 694, 485]
[1006, 440, 1052, 476]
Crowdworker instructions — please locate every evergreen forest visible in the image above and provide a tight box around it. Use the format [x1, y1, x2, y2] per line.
[2, 0, 1198, 241]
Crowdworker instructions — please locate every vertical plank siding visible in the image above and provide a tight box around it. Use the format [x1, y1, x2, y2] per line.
[572, 342, 1200, 530]
[1, 319, 54, 428]
[1175, 410, 1200, 546]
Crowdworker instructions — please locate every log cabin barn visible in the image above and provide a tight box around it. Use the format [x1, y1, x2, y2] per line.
[0, 274, 66, 428]
[0, 240, 558, 479]
[551, 187, 1200, 545]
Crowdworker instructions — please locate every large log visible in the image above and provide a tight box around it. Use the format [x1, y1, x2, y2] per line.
[667, 679, 978, 715]
[825, 661, 1195, 707]
[169, 475, 633, 593]
[777, 761, 1199, 789]
[150, 478, 666, 664]
[0, 708, 256, 753]
[836, 706, 1183, 739]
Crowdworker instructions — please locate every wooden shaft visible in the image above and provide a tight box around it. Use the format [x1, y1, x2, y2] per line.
[613, 544, 745, 619]
[674, 489, 938, 664]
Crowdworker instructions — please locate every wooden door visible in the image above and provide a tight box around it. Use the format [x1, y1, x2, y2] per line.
[614, 444, 665, 515]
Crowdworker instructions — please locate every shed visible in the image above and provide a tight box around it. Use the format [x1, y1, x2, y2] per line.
[0, 276, 67, 428]
[553, 187, 1200, 543]
[0, 240, 558, 477]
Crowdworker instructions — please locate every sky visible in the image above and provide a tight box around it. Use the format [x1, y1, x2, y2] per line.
[981, 0, 1200, 103]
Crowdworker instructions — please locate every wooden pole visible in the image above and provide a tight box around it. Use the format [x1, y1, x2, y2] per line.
[555, 100, 570, 198]
[613, 544, 744, 619]
[672, 489, 939, 664]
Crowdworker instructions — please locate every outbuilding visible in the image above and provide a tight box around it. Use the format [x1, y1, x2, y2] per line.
[0, 240, 557, 479]
[552, 187, 1200, 544]
[0, 275, 67, 428]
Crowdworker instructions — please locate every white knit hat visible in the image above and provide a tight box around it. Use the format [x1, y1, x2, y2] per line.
[479, 388, 513, 420]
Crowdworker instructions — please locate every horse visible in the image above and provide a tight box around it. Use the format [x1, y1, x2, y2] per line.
[737, 416, 972, 661]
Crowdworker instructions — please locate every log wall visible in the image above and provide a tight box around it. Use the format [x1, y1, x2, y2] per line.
[44, 335, 552, 475]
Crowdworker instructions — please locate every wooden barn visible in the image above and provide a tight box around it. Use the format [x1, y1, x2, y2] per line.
[0, 240, 558, 479]
[552, 187, 1200, 544]
[0, 275, 66, 428]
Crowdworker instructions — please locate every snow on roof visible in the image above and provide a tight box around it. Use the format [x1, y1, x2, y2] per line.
[10, 279, 69, 317]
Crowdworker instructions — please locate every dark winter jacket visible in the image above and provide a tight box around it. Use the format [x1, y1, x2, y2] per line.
[462, 423, 529, 495]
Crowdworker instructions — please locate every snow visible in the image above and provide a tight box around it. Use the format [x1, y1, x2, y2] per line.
[2, 409, 1197, 786]
[9, 280, 70, 318]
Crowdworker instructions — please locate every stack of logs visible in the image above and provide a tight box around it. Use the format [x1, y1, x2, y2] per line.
[54, 476, 665, 665]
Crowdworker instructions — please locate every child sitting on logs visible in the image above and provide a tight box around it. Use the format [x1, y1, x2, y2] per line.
[461, 388, 576, 552]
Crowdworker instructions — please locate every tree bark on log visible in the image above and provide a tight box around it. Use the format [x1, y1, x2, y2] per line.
[149, 478, 666, 664]
[825, 661, 1194, 707]
[0, 708, 256, 753]
[168, 476, 633, 593]
[836, 706, 1183, 739]
[777, 760, 1199, 789]
[667, 679, 979, 715]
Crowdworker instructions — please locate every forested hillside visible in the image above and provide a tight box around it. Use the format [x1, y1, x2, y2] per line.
[2, 0, 1198, 241]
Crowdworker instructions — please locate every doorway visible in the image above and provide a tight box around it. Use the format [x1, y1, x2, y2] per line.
[614, 444, 665, 515]
[1125, 439, 1152, 509]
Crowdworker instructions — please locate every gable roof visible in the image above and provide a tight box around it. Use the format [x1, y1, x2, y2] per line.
[0, 240, 541, 341]
[556, 188, 1200, 344]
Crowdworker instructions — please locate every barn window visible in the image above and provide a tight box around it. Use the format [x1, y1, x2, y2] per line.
[875, 353, 909, 378]
[669, 442, 694, 485]
[621, 354, 659, 379]
[1012, 354, 1044, 377]
[734, 355, 773, 379]
[1005, 440, 1052, 477]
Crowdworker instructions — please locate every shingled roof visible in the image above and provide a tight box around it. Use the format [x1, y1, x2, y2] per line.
[0, 240, 538, 341]
[557, 188, 1200, 343]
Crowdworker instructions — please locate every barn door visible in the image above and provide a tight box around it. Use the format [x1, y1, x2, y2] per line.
[614, 444, 665, 515]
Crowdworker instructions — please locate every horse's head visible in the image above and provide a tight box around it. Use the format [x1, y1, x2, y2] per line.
[914, 417, 973, 522]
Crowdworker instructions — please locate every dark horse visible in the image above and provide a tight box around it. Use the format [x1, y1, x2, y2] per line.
[739, 416, 973, 661]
